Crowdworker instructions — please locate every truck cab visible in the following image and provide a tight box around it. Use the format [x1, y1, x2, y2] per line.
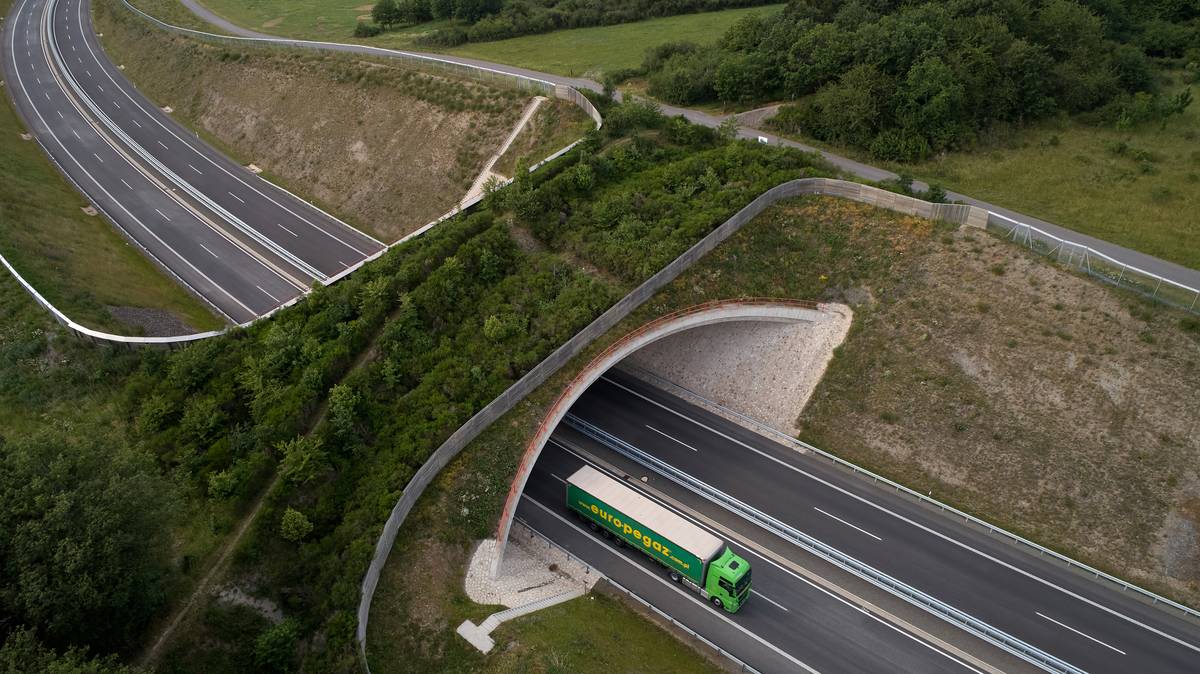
[704, 547, 751, 612]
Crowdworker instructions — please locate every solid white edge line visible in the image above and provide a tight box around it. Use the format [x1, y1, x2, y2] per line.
[7, 0, 250, 322]
[546, 440, 985, 674]
[813, 507, 883, 542]
[76, 16, 384, 255]
[645, 424, 699, 452]
[598, 376, 1200, 656]
[522, 496, 823, 674]
[1037, 613, 1126, 655]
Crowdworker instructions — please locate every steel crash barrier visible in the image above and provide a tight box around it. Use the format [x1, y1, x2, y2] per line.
[565, 414, 1089, 674]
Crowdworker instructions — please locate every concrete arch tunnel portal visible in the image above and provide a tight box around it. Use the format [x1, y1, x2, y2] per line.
[491, 299, 853, 575]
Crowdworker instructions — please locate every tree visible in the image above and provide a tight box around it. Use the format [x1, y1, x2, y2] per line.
[0, 629, 135, 674]
[371, 0, 402, 29]
[254, 619, 300, 673]
[280, 508, 313, 542]
[276, 435, 328, 485]
[0, 433, 176, 650]
[327, 383, 360, 439]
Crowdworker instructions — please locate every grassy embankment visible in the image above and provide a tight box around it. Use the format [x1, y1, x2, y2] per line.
[0, 0, 222, 334]
[100, 0, 530, 242]
[493, 99, 594, 178]
[369, 190, 1200, 671]
[894, 70, 1200, 271]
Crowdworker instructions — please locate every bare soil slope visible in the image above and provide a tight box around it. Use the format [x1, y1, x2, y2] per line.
[799, 219, 1200, 603]
[98, 0, 527, 241]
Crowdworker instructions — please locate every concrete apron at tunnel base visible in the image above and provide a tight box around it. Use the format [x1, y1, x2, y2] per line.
[491, 301, 839, 577]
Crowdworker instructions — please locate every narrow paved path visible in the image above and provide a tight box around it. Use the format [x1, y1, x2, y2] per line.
[173, 0, 1200, 292]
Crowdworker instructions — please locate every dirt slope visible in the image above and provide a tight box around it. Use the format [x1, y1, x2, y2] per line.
[97, 0, 527, 241]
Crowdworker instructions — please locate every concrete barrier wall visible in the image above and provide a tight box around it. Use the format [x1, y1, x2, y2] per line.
[354, 177, 986, 669]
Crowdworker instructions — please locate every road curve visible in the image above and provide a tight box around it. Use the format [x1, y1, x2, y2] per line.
[175, 0, 1200, 293]
[2, 0, 385, 324]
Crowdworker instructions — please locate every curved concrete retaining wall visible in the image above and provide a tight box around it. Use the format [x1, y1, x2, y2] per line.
[354, 177, 990, 669]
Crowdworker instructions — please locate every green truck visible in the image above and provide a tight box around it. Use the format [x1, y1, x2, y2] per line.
[566, 465, 751, 612]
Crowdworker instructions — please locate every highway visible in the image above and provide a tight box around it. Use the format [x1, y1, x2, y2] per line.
[536, 369, 1200, 673]
[174, 0, 1200, 293]
[2, 0, 385, 324]
[519, 444, 1001, 674]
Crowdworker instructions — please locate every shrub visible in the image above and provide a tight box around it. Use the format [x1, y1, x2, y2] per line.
[353, 21, 382, 37]
[254, 619, 300, 672]
[280, 508, 314, 542]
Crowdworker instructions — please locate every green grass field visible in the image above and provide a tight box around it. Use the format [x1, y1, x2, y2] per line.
[897, 87, 1200, 271]
[445, 5, 785, 77]
[762, 70, 1200, 272]
[0, 87, 223, 334]
[190, 0, 783, 77]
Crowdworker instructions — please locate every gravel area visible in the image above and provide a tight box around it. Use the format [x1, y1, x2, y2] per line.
[464, 522, 598, 609]
[621, 304, 852, 435]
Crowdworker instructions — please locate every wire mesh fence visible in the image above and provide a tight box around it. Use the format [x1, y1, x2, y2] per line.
[987, 213, 1200, 313]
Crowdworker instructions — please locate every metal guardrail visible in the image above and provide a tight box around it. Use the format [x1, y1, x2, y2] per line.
[629, 367, 1200, 625]
[0, 0, 601, 348]
[515, 517, 764, 674]
[564, 414, 1088, 674]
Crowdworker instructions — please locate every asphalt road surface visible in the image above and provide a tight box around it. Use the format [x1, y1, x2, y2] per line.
[552, 370, 1200, 674]
[520, 445, 995, 674]
[2, 0, 384, 324]
[175, 0, 1200, 292]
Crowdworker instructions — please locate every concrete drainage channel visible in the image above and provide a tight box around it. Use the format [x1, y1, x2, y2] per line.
[563, 414, 1088, 674]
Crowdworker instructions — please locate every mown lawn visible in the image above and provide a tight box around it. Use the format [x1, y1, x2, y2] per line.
[0, 78, 223, 334]
[446, 5, 785, 77]
[189, 0, 783, 77]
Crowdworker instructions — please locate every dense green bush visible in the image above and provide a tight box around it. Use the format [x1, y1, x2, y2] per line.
[369, 0, 779, 45]
[629, 0, 1199, 161]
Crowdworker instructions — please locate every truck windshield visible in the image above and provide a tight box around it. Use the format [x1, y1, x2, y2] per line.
[734, 569, 751, 594]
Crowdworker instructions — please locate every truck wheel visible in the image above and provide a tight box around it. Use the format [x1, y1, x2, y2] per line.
[588, 521, 599, 533]
[668, 571, 681, 583]
[710, 596, 724, 610]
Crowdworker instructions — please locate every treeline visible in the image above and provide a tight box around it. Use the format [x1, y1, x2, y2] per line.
[358, 0, 775, 44]
[626, 0, 1199, 161]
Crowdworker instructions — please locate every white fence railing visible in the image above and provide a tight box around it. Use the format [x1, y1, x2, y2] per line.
[987, 212, 1200, 311]
[0, 0, 602, 348]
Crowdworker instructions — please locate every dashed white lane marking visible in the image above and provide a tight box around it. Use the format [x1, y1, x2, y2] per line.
[645, 424, 699, 452]
[91, 152, 102, 163]
[814, 507, 882, 542]
[71, 128, 80, 139]
[156, 140, 168, 150]
[1037, 613, 1126, 655]
[154, 209, 170, 222]
[43, 91, 49, 101]
[228, 191, 245, 204]
[276, 223, 297, 237]
[754, 591, 790, 612]
[131, 118, 141, 128]
[57, 110, 63, 119]
[120, 178, 132, 190]
[199, 243, 219, 259]
[256, 285, 280, 302]
[112, 100, 119, 109]
[188, 163, 202, 175]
